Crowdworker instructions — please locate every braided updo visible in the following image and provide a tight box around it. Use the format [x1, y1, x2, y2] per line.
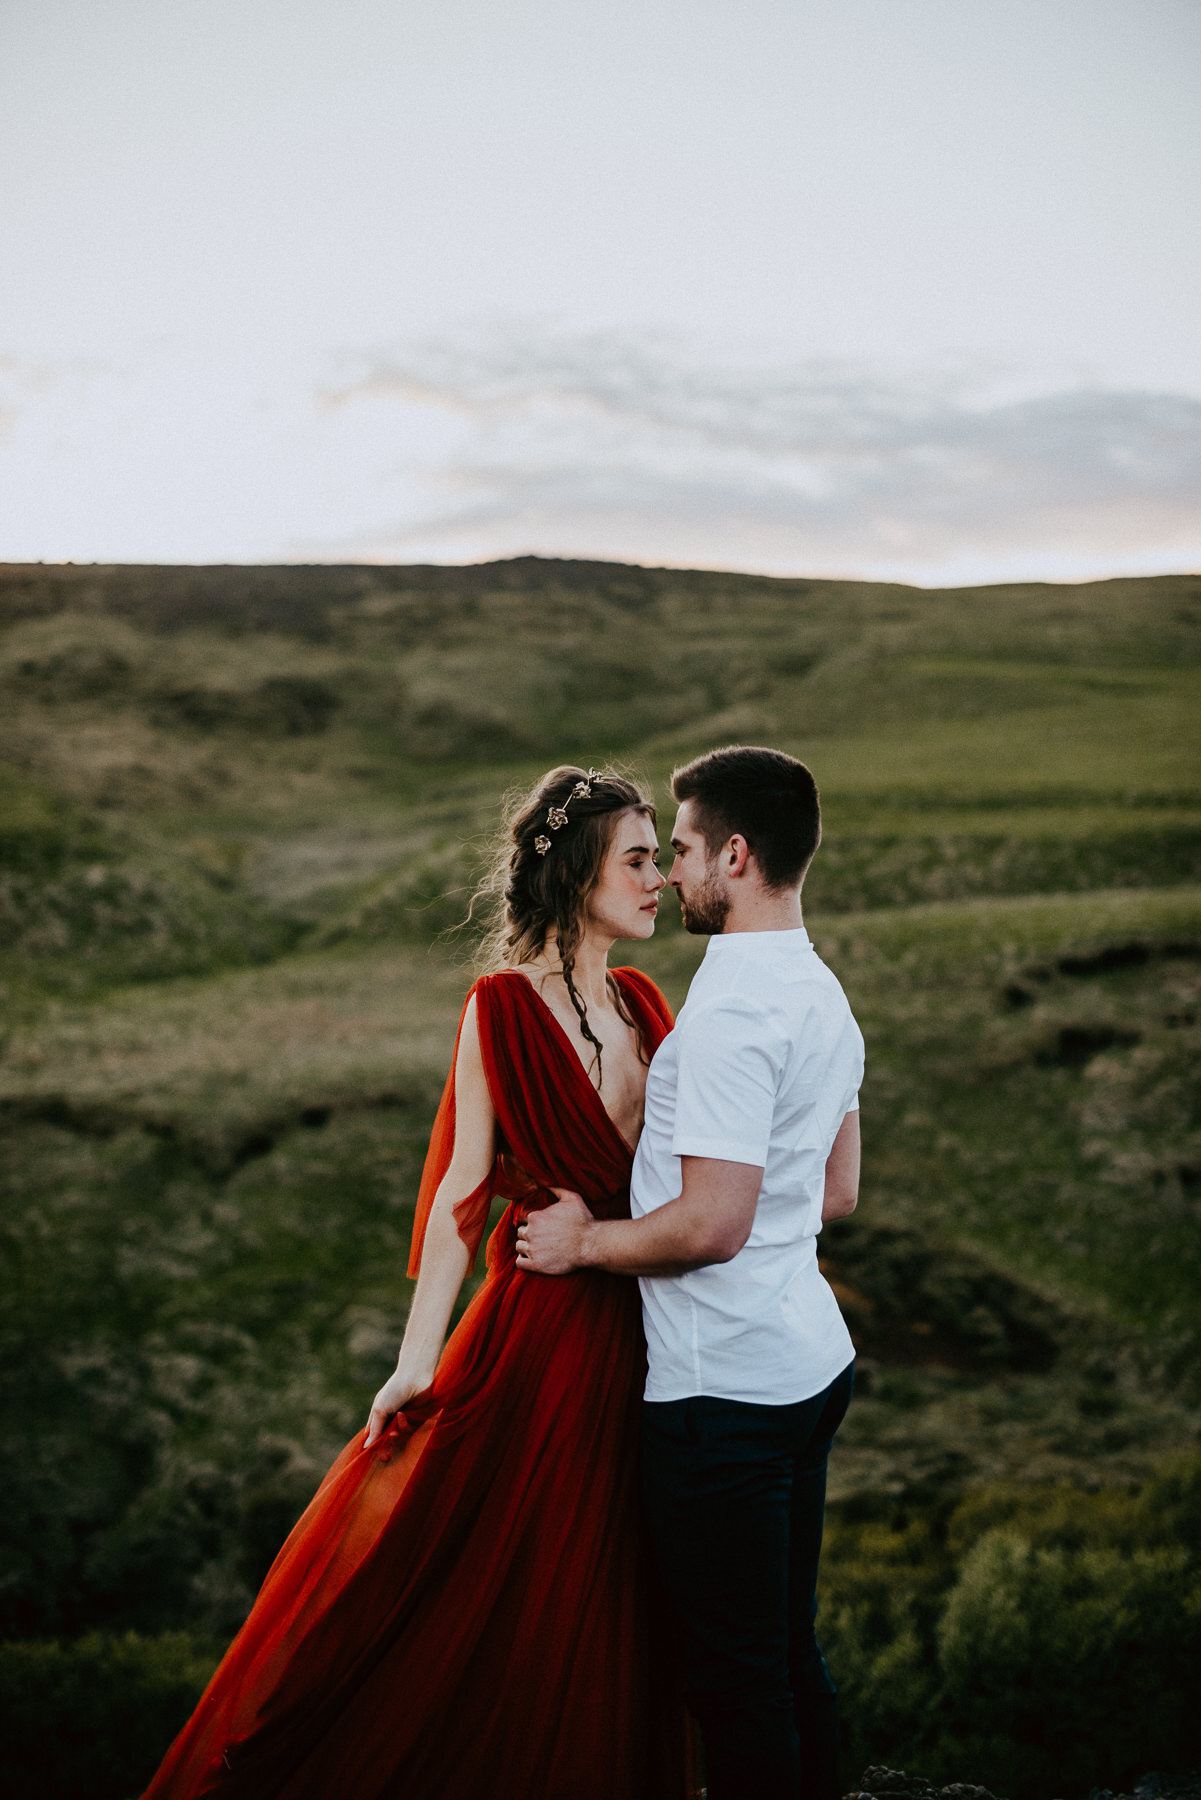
[473, 765, 655, 1081]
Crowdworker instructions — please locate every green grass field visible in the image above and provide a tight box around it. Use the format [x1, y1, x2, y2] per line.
[1, 559, 1199, 1797]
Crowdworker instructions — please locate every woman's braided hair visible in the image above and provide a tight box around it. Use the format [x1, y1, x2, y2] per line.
[473, 765, 655, 1082]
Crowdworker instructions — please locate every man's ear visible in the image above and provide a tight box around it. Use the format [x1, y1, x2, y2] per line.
[725, 834, 752, 877]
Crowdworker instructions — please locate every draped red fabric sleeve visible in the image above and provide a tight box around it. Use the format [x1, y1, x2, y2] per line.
[614, 964, 675, 1045]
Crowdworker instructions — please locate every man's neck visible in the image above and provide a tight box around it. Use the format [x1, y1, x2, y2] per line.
[719, 888, 805, 935]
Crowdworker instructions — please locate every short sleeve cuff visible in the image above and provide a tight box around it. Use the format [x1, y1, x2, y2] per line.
[672, 1134, 768, 1168]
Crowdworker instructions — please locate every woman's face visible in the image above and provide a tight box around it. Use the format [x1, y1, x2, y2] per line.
[587, 807, 666, 942]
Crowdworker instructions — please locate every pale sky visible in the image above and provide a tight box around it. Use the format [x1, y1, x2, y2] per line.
[2, 0, 1199, 580]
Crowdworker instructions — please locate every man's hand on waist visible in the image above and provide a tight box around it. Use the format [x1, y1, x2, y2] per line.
[516, 1190, 596, 1274]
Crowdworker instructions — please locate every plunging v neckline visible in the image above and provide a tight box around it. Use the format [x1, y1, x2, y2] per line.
[503, 968, 642, 1158]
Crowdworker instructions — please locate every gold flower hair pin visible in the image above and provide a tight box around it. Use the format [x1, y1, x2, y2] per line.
[535, 769, 600, 854]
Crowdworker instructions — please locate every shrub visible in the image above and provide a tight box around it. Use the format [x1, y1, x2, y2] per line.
[934, 1531, 1200, 1796]
[824, 1455, 1201, 1799]
[0, 1632, 217, 1800]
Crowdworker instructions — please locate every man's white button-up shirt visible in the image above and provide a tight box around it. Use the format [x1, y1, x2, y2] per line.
[631, 928, 862, 1404]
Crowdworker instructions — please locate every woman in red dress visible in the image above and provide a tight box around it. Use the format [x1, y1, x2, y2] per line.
[143, 766, 694, 1800]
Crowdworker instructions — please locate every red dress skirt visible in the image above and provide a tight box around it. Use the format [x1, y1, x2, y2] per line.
[143, 967, 693, 1800]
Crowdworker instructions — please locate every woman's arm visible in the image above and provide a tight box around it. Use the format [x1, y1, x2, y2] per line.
[364, 996, 496, 1446]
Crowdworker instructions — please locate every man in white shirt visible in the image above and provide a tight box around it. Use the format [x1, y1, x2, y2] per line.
[519, 745, 862, 1800]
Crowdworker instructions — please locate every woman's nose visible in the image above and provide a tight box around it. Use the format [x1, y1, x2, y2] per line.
[651, 865, 667, 891]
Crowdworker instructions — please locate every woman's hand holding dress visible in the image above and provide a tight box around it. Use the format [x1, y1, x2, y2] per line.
[364, 1364, 435, 1447]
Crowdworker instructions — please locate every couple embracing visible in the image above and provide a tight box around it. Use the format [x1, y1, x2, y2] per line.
[145, 745, 864, 1800]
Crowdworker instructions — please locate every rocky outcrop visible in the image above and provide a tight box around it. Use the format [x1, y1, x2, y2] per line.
[843, 1766, 1201, 1800]
[846, 1767, 1007, 1800]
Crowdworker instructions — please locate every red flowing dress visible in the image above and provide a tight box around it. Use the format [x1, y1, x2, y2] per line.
[143, 966, 693, 1800]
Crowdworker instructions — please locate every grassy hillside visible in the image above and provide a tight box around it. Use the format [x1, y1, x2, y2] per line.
[1, 558, 1199, 1797]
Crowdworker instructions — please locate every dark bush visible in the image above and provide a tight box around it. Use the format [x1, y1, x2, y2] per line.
[824, 1453, 1201, 1800]
[251, 676, 339, 735]
[149, 675, 339, 736]
[933, 1530, 1199, 1796]
[0, 1632, 217, 1800]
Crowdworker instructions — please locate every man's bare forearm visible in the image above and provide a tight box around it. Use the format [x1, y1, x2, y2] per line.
[576, 1203, 727, 1277]
[581, 1159, 763, 1275]
[519, 1159, 763, 1278]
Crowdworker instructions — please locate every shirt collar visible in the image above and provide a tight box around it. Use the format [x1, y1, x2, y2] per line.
[704, 927, 812, 954]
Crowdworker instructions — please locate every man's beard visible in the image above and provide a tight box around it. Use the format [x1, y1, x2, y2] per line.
[679, 865, 730, 935]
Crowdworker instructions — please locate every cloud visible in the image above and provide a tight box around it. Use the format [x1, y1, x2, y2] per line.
[2, 330, 1200, 582]
[309, 330, 1201, 582]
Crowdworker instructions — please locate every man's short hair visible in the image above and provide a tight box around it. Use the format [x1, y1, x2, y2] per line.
[671, 745, 821, 889]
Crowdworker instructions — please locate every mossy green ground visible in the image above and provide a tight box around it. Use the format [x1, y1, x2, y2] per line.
[1, 560, 1199, 1797]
